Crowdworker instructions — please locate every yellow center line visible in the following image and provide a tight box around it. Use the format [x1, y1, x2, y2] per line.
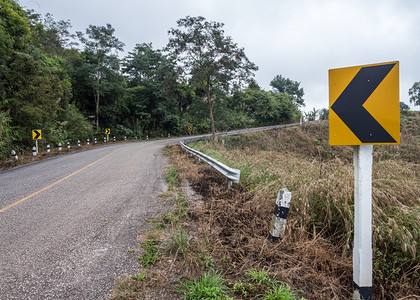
[0, 148, 121, 213]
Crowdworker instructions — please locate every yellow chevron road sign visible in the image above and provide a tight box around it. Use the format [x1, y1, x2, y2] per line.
[32, 130, 42, 140]
[329, 61, 399, 145]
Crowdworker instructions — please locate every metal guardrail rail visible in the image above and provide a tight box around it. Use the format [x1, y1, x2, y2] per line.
[180, 121, 307, 187]
[180, 140, 240, 187]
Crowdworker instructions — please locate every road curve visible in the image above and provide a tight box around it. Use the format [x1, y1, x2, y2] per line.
[0, 139, 178, 299]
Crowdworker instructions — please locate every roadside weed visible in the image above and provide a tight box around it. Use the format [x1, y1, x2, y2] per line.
[263, 284, 304, 300]
[246, 267, 277, 287]
[166, 166, 179, 190]
[132, 271, 148, 281]
[176, 272, 232, 300]
[137, 240, 160, 267]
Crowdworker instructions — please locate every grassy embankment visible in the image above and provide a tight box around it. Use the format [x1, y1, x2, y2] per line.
[110, 111, 418, 299]
[185, 111, 419, 298]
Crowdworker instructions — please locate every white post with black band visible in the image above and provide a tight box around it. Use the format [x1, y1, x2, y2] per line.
[269, 188, 291, 242]
[11, 150, 18, 160]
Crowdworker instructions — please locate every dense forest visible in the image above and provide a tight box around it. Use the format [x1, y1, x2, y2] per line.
[0, 0, 311, 159]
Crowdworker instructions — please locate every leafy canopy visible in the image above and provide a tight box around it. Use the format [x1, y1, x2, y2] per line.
[166, 16, 258, 93]
[409, 81, 419, 106]
[166, 15, 258, 140]
[270, 74, 305, 107]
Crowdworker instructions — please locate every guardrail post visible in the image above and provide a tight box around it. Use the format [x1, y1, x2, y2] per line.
[269, 188, 292, 242]
[47, 144, 50, 153]
[11, 150, 18, 160]
[228, 180, 232, 189]
[58, 143, 62, 151]
[32, 146, 37, 156]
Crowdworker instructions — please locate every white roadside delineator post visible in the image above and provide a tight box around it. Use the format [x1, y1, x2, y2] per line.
[58, 143, 62, 151]
[94, 138, 97, 145]
[32, 146, 37, 156]
[77, 140, 81, 147]
[11, 150, 18, 160]
[47, 144, 50, 153]
[67, 141, 70, 149]
[87, 138, 90, 145]
[269, 188, 292, 242]
[353, 145, 373, 300]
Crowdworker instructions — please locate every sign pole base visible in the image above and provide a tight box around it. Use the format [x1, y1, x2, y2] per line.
[353, 282, 372, 300]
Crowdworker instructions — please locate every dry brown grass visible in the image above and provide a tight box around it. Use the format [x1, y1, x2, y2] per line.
[172, 145, 352, 299]
[179, 113, 419, 299]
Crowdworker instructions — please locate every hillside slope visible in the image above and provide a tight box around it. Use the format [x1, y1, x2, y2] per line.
[186, 111, 419, 298]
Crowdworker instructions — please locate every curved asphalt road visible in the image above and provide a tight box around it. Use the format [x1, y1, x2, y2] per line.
[0, 139, 178, 299]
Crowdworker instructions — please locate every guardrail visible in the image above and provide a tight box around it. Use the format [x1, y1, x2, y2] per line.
[180, 140, 240, 188]
[180, 121, 307, 188]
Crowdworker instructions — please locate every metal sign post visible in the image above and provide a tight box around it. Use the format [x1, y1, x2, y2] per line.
[105, 128, 110, 142]
[32, 130, 42, 154]
[353, 145, 373, 299]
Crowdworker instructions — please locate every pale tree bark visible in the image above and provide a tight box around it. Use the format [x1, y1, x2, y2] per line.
[95, 56, 101, 129]
[206, 80, 217, 141]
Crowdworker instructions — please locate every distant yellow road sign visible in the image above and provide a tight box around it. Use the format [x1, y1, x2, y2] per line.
[188, 126, 192, 131]
[32, 130, 42, 140]
[105, 128, 110, 134]
[329, 61, 399, 145]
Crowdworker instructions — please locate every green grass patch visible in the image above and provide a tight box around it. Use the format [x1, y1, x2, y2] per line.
[166, 166, 179, 190]
[176, 272, 232, 300]
[232, 268, 304, 299]
[136, 240, 160, 267]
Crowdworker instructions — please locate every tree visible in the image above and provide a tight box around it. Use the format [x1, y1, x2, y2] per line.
[240, 88, 297, 126]
[270, 75, 305, 107]
[166, 16, 258, 140]
[77, 24, 124, 129]
[40, 13, 77, 53]
[319, 108, 329, 120]
[400, 102, 410, 111]
[123, 43, 174, 87]
[305, 108, 319, 121]
[408, 82, 420, 106]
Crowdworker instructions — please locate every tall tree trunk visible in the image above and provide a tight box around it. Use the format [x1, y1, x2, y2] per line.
[95, 56, 101, 129]
[206, 80, 217, 141]
[95, 91, 99, 129]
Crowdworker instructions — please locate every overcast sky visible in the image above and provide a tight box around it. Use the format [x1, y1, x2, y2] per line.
[21, 0, 420, 111]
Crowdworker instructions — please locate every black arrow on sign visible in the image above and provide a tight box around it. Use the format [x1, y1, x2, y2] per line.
[33, 130, 41, 139]
[331, 63, 396, 143]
